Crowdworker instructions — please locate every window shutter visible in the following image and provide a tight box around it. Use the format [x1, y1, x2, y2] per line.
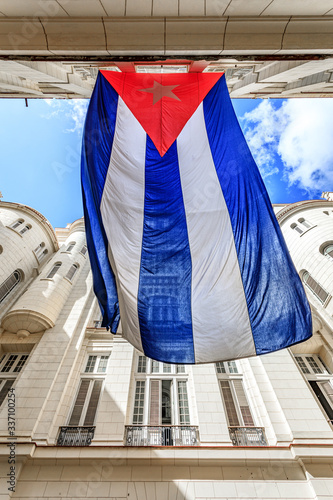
[0, 270, 21, 303]
[220, 380, 239, 427]
[149, 379, 160, 425]
[68, 379, 90, 425]
[304, 273, 329, 304]
[47, 263, 61, 279]
[0, 380, 15, 406]
[233, 380, 254, 426]
[66, 264, 78, 282]
[321, 381, 333, 406]
[84, 379, 103, 426]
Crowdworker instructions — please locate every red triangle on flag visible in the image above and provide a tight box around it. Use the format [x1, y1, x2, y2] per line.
[100, 71, 223, 157]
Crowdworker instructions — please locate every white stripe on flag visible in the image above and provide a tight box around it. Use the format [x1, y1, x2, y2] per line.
[101, 97, 146, 352]
[177, 103, 255, 363]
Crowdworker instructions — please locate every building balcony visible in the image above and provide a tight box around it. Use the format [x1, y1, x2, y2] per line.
[57, 426, 95, 446]
[229, 426, 268, 446]
[125, 425, 199, 446]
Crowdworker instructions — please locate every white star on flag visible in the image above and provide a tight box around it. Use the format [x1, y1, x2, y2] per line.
[139, 81, 181, 105]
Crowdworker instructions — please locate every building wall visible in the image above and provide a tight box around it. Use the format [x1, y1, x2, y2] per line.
[0, 199, 333, 500]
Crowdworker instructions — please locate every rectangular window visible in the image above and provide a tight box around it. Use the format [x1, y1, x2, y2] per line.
[133, 381, 145, 424]
[178, 381, 190, 424]
[306, 356, 323, 374]
[163, 363, 171, 373]
[68, 378, 103, 426]
[220, 380, 239, 426]
[96, 356, 109, 373]
[295, 356, 310, 374]
[0, 354, 29, 373]
[84, 355, 109, 374]
[1, 355, 18, 372]
[216, 362, 226, 374]
[137, 355, 147, 373]
[227, 361, 238, 374]
[0, 379, 15, 406]
[176, 365, 185, 374]
[220, 380, 254, 427]
[85, 355, 97, 373]
[13, 355, 28, 373]
[151, 360, 159, 373]
[295, 354, 331, 375]
[149, 379, 161, 425]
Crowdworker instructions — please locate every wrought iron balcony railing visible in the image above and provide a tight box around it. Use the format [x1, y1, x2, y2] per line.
[57, 426, 95, 446]
[229, 426, 268, 446]
[125, 425, 199, 446]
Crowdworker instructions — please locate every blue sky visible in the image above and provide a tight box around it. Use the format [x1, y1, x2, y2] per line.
[0, 96, 332, 228]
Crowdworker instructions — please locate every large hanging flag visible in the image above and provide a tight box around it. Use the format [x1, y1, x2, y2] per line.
[81, 71, 312, 364]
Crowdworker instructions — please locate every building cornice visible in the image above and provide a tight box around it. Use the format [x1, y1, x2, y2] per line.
[0, 200, 58, 251]
[276, 199, 333, 224]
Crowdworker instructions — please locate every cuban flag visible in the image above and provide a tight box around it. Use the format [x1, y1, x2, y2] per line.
[81, 71, 312, 364]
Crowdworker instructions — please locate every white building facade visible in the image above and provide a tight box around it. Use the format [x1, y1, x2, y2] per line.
[0, 196, 333, 500]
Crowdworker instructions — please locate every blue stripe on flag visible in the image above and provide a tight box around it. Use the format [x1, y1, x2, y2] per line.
[137, 138, 195, 363]
[81, 73, 120, 332]
[203, 75, 312, 354]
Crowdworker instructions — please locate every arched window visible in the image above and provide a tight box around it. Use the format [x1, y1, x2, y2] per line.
[298, 217, 312, 229]
[0, 270, 22, 304]
[65, 263, 79, 282]
[303, 271, 330, 305]
[66, 242, 76, 253]
[34, 242, 45, 259]
[10, 219, 24, 230]
[19, 224, 32, 235]
[290, 222, 303, 234]
[324, 245, 333, 259]
[80, 245, 88, 256]
[46, 262, 61, 279]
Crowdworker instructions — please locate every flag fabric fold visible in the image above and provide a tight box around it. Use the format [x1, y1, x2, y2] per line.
[81, 71, 312, 364]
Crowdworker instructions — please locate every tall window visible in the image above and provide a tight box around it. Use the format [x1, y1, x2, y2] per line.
[132, 356, 190, 426]
[68, 354, 109, 427]
[19, 224, 31, 235]
[46, 262, 61, 279]
[298, 217, 312, 229]
[290, 222, 303, 234]
[0, 353, 29, 406]
[302, 271, 330, 305]
[216, 361, 255, 427]
[0, 270, 22, 304]
[323, 244, 333, 259]
[80, 245, 88, 256]
[65, 242, 76, 253]
[294, 354, 333, 423]
[10, 219, 24, 230]
[34, 242, 48, 262]
[65, 263, 79, 283]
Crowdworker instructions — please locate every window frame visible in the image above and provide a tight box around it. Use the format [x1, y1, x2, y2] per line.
[65, 263, 79, 283]
[294, 354, 331, 377]
[0, 353, 29, 407]
[215, 361, 256, 427]
[302, 271, 331, 306]
[45, 262, 62, 280]
[0, 269, 22, 304]
[132, 354, 190, 426]
[67, 352, 110, 427]
[294, 353, 333, 422]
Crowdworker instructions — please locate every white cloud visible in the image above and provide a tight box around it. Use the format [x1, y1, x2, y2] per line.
[241, 99, 333, 193]
[44, 99, 88, 135]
